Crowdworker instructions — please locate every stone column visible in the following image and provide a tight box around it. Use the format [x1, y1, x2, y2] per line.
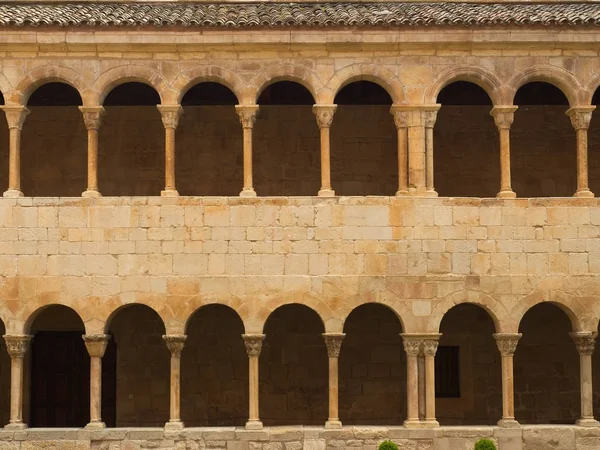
[401, 334, 421, 427]
[570, 331, 599, 426]
[423, 108, 440, 196]
[235, 105, 259, 197]
[82, 334, 110, 429]
[422, 336, 440, 427]
[407, 109, 426, 195]
[3, 335, 32, 429]
[163, 334, 187, 430]
[490, 106, 518, 199]
[79, 106, 105, 197]
[243, 334, 264, 429]
[313, 105, 337, 197]
[158, 105, 183, 197]
[390, 106, 409, 196]
[567, 106, 596, 198]
[323, 333, 344, 428]
[1, 106, 29, 198]
[493, 333, 521, 427]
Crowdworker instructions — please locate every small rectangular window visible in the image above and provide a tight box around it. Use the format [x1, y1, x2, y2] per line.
[435, 346, 460, 398]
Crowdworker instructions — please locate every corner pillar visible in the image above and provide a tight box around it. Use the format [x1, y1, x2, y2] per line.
[390, 106, 409, 196]
[83, 334, 110, 429]
[494, 333, 521, 428]
[567, 106, 596, 198]
[570, 331, 599, 426]
[158, 105, 183, 197]
[243, 334, 264, 429]
[491, 106, 518, 199]
[323, 333, 344, 428]
[163, 334, 187, 430]
[79, 106, 105, 197]
[313, 105, 337, 197]
[235, 105, 259, 197]
[1, 106, 29, 198]
[3, 335, 32, 429]
[401, 334, 421, 427]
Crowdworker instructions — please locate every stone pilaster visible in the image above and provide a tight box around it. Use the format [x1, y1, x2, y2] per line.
[570, 331, 599, 426]
[243, 334, 265, 429]
[163, 334, 187, 430]
[490, 106, 518, 199]
[390, 105, 409, 196]
[567, 106, 595, 198]
[323, 333, 345, 428]
[494, 333, 521, 428]
[79, 106, 105, 197]
[3, 335, 32, 429]
[1, 106, 29, 198]
[158, 105, 184, 197]
[83, 334, 110, 429]
[313, 104, 337, 197]
[235, 105, 259, 197]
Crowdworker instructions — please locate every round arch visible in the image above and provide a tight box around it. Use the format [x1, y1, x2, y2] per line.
[515, 297, 581, 333]
[184, 303, 246, 334]
[425, 66, 503, 105]
[261, 302, 326, 334]
[250, 64, 323, 105]
[172, 66, 245, 104]
[581, 71, 600, 105]
[24, 304, 85, 333]
[0, 72, 14, 104]
[12, 65, 86, 106]
[102, 302, 168, 334]
[506, 66, 582, 107]
[430, 291, 505, 334]
[253, 295, 333, 334]
[342, 301, 405, 332]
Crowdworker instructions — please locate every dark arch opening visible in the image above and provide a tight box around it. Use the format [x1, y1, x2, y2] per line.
[177, 83, 242, 195]
[332, 81, 396, 195]
[435, 82, 497, 197]
[22, 82, 86, 197]
[107, 304, 169, 426]
[260, 304, 327, 425]
[254, 81, 319, 196]
[512, 82, 574, 197]
[100, 82, 163, 196]
[340, 303, 404, 425]
[515, 302, 578, 424]
[437, 303, 501, 425]
[181, 304, 247, 426]
[587, 89, 600, 194]
[28, 305, 89, 427]
[0, 319, 10, 427]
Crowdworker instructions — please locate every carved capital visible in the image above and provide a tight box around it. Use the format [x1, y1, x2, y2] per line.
[83, 334, 110, 358]
[242, 334, 265, 358]
[78, 106, 105, 130]
[390, 106, 410, 129]
[1, 106, 30, 130]
[422, 336, 441, 356]
[163, 334, 187, 357]
[422, 109, 439, 129]
[157, 105, 184, 129]
[490, 106, 518, 130]
[3, 335, 32, 358]
[401, 335, 422, 357]
[570, 331, 597, 356]
[235, 105, 259, 129]
[493, 333, 522, 356]
[566, 106, 595, 131]
[312, 104, 337, 129]
[322, 333, 345, 357]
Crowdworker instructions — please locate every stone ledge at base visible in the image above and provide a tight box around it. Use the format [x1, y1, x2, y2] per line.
[0, 425, 596, 450]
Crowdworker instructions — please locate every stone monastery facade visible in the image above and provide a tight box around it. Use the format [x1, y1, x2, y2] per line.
[0, 1, 599, 450]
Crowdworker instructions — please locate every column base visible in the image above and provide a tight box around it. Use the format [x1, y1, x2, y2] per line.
[420, 420, 440, 428]
[325, 419, 342, 429]
[395, 189, 410, 196]
[318, 188, 335, 197]
[576, 418, 600, 427]
[164, 420, 185, 431]
[497, 189, 517, 199]
[3, 189, 23, 198]
[240, 188, 257, 198]
[4, 421, 27, 430]
[245, 420, 263, 430]
[82, 189, 101, 198]
[403, 419, 421, 428]
[84, 420, 106, 430]
[574, 189, 594, 198]
[424, 189, 438, 198]
[161, 189, 179, 197]
[497, 418, 520, 428]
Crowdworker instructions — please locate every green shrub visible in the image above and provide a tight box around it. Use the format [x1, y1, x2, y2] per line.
[474, 439, 497, 450]
[378, 441, 399, 450]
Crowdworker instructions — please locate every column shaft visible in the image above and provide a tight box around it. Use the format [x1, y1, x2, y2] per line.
[402, 335, 421, 426]
[163, 334, 186, 430]
[391, 106, 409, 196]
[494, 333, 521, 427]
[1, 106, 30, 198]
[236, 105, 259, 197]
[83, 334, 110, 429]
[407, 118, 426, 194]
[570, 331, 599, 426]
[567, 107, 595, 198]
[422, 109, 439, 196]
[79, 106, 105, 197]
[157, 105, 183, 197]
[491, 106, 518, 199]
[323, 333, 344, 428]
[3, 335, 32, 429]
[313, 105, 337, 197]
[243, 334, 264, 430]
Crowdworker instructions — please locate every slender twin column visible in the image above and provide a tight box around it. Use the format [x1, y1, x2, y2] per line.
[570, 331, 599, 426]
[1, 106, 29, 198]
[79, 107, 105, 197]
[423, 108, 440, 197]
[401, 335, 421, 427]
[158, 105, 184, 197]
[323, 333, 344, 428]
[235, 105, 259, 197]
[422, 337, 440, 426]
[313, 105, 337, 197]
[163, 334, 187, 430]
[82, 334, 110, 429]
[3, 335, 32, 429]
[567, 106, 596, 198]
[490, 106, 518, 199]
[391, 106, 409, 196]
[493, 333, 521, 427]
[243, 333, 264, 429]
